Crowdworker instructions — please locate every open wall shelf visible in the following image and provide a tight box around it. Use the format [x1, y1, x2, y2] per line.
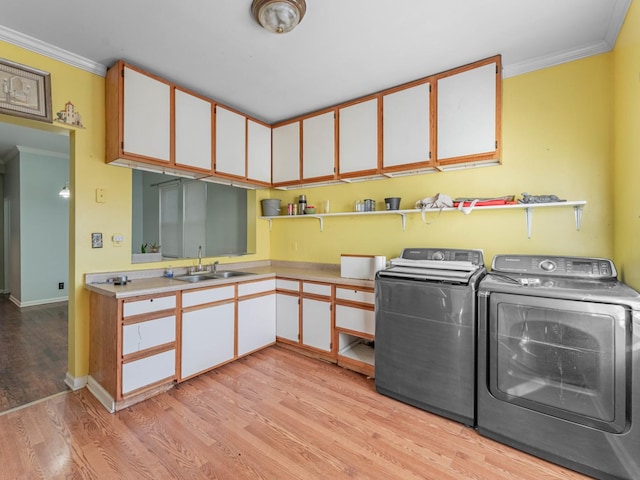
[261, 201, 586, 238]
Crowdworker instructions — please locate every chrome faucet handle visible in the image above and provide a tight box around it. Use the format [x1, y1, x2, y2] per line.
[213, 260, 219, 273]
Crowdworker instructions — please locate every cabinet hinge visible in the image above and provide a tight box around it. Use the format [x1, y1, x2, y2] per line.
[495, 140, 498, 149]
[429, 151, 432, 159]
[496, 65, 499, 74]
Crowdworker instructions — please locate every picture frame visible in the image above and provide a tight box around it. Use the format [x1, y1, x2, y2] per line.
[0, 58, 52, 123]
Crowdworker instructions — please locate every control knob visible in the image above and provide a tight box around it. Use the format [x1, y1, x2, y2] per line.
[539, 260, 556, 272]
[432, 251, 445, 261]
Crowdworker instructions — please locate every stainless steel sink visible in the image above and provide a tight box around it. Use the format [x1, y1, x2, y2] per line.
[174, 273, 215, 283]
[210, 271, 253, 278]
[174, 271, 254, 283]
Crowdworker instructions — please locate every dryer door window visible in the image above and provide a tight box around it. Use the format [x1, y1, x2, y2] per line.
[488, 293, 629, 434]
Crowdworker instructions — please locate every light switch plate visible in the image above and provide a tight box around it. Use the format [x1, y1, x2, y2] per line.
[96, 188, 105, 203]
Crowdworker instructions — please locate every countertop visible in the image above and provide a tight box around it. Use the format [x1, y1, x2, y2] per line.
[85, 261, 375, 299]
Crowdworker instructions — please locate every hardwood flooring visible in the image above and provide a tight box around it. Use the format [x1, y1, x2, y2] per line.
[0, 346, 588, 479]
[0, 295, 69, 412]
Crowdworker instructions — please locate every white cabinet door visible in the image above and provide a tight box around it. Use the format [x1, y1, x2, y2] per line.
[123, 294, 176, 317]
[437, 61, 497, 160]
[247, 120, 272, 184]
[238, 294, 276, 356]
[301, 298, 332, 352]
[302, 111, 335, 180]
[123, 66, 171, 162]
[272, 122, 300, 184]
[122, 316, 176, 355]
[382, 82, 431, 168]
[122, 349, 175, 395]
[276, 292, 299, 342]
[175, 89, 213, 171]
[335, 305, 375, 336]
[339, 98, 379, 175]
[181, 302, 235, 378]
[215, 105, 246, 177]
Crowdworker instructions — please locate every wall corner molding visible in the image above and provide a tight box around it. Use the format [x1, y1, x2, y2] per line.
[0, 25, 107, 77]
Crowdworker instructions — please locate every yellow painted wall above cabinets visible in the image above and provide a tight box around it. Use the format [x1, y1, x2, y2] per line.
[269, 54, 613, 266]
[613, 0, 640, 290]
[0, 41, 272, 380]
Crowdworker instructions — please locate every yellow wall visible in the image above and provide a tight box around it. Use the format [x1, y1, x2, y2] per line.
[0, 33, 629, 379]
[0, 41, 272, 379]
[613, 0, 640, 290]
[270, 54, 613, 265]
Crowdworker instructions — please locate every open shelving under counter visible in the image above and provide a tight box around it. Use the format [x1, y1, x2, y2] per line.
[261, 201, 586, 238]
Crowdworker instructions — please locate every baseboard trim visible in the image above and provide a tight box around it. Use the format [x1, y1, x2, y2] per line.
[9, 295, 69, 308]
[64, 372, 88, 391]
[87, 376, 115, 413]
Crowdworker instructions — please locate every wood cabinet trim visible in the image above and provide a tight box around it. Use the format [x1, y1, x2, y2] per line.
[121, 342, 176, 364]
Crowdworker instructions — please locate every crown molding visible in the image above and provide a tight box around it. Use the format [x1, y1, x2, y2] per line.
[503, 40, 611, 78]
[0, 25, 106, 77]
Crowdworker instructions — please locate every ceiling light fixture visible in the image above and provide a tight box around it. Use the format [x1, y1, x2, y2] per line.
[251, 0, 306, 34]
[59, 183, 70, 198]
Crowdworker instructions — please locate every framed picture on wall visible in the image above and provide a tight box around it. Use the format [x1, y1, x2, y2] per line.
[0, 58, 52, 123]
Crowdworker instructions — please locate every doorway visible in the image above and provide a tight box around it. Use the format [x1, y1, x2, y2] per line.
[0, 120, 70, 413]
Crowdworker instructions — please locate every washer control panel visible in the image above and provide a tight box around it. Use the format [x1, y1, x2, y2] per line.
[492, 255, 617, 279]
[400, 248, 484, 266]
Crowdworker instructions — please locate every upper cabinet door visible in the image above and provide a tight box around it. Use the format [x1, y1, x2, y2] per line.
[247, 120, 272, 185]
[436, 58, 500, 164]
[272, 122, 301, 185]
[174, 88, 213, 172]
[215, 105, 247, 178]
[382, 82, 431, 170]
[122, 66, 171, 162]
[302, 111, 336, 181]
[338, 98, 379, 177]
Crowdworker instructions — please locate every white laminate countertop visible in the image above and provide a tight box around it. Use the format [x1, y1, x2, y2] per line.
[85, 261, 375, 299]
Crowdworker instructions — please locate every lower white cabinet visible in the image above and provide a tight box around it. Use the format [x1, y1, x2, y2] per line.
[122, 349, 176, 395]
[238, 294, 276, 356]
[122, 315, 176, 355]
[301, 297, 332, 352]
[181, 302, 235, 379]
[276, 292, 300, 342]
[335, 305, 375, 336]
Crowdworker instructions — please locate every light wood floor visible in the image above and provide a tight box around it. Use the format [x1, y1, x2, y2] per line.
[0, 346, 589, 479]
[0, 295, 69, 412]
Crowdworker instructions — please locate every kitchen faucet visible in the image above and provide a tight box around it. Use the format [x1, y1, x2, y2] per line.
[197, 246, 203, 272]
[213, 260, 219, 273]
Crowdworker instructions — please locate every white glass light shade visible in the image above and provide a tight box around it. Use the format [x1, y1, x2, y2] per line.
[252, 0, 306, 34]
[59, 185, 70, 198]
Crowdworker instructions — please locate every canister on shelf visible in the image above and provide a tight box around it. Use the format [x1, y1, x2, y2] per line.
[298, 194, 307, 214]
[287, 203, 294, 215]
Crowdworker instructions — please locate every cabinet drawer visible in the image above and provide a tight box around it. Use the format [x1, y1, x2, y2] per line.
[182, 285, 235, 308]
[276, 278, 300, 292]
[121, 349, 175, 395]
[335, 305, 375, 336]
[302, 282, 332, 297]
[122, 315, 175, 355]
[123, 294, 176, 317]
[238, 279, 275, 297]
[336, 287, 374, 305]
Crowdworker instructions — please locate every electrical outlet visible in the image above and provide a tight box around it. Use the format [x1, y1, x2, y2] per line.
[58, 282, 64, 290]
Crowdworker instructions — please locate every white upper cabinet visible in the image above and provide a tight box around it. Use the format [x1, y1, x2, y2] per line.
[382, 82, 431, 169]
[122, 66, 171, 162]
[272, 122, 301, 184]
[215, 105, 247, 178]
[247, 119, 272, 184]
[302, 111, 336, 181]
[338, 98, 379, 176]
[174, 88, 212, 172]
[436, 60, 499, 162]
